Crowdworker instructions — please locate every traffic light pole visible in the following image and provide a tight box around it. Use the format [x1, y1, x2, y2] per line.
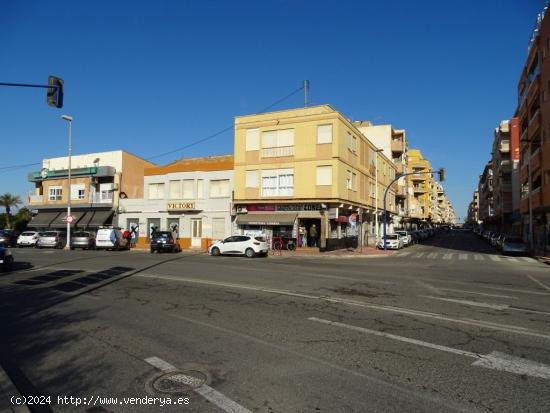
[383, 169, 444, 251]
[0, 76, 64, 108]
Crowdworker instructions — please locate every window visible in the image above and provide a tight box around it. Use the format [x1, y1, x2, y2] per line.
[212, 217, 225, 239]
[347, 133, 357, 153]
[246, 170, 259, 188]
[261, 129, 294, 157]
[317, 124, 333, 144]
[245, 128, 260, 151]
[183, 180, 194, 199]
[169, 180, 181, 199]
[352, 172, 357, 191]
[316, 166, 332, 185]
[148, 183, 165, 199]
[48, 186, 63, 201]
[210, 179, 230, 198]
[197, 179, 204, 198]
[261, 169, 294, 197]
[70, 184, 85, 200]
[346, 170, 352, 190]
[100, 183, 113, 201]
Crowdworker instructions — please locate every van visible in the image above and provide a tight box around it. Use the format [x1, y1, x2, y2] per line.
[95, 228, 129, 251]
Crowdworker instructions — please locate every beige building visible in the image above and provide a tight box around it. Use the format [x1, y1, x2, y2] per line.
[407, 149, 433, 222]
[233, 105, 398, 250]
[27, 150, 154, 229]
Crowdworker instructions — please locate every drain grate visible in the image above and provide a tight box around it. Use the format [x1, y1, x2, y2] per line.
[152, 371, 207, 394]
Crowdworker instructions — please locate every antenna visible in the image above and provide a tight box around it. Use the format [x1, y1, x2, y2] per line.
[304, 80, 309, 107]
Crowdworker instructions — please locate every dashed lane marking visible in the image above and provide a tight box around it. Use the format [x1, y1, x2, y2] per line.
[427, 252, 438, 259]
[527, 275, 550, 292]
[413, 252, 425, 258]
[506, 257, 519, 262]
[474, 254, 484, 261]
[489, 255, 501, 262]
[442, 253, 453, 260]
[437, 288, 518, 300]
[308, 317, 550, 380]
[422, 296, 509, 310]
[145, 356, 252, 413]
[458, 254, 468, 260]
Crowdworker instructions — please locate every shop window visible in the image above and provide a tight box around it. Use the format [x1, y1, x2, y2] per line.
[245, 128, 260, 151]
[210, 179, 230, 198]
[148, 183, 164, 200]
[48, 186, 63, 201]
[316, 166, 332, 186]
[317, 124, 332, 144]
[169, 180, 181, 199]
[246, 170, 259, 188]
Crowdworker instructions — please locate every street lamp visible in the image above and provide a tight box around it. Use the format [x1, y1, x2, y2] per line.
[374, 148, 384, 244]
[61, 114, 73, 250]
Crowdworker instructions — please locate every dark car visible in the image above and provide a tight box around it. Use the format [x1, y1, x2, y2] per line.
[0, 246, 14, 271]
[70, 231, 96, 250]
[0, 230, 18, 247]
[150, 231, 181, 253]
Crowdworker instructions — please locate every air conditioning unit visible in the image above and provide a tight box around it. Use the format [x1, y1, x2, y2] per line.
[236, 206, 248, 214]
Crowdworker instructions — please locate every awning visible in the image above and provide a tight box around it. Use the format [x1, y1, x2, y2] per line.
[49, 210, 87, 228]
[236, 213, 297, 226]
[29, 211, 61, 228]
[80, 210, 114, 228]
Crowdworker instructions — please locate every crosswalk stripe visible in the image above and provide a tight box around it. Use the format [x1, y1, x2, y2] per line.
[489, 255, 501, 262]
[413, 252, 425, 258]
[459, 254, 468, 260]
[474, 254, 484, 261]
[427, 252, 437, 259]
[443, 253, 453, 260]
[397, 251, 411, 257]
[506, 257, 518, 262]
[521, 257, 534, 263]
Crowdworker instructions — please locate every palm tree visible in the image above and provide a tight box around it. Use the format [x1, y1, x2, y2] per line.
[0, 193, 22, 229]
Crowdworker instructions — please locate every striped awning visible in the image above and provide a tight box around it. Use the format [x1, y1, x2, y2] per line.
[29, 211, 61, 228]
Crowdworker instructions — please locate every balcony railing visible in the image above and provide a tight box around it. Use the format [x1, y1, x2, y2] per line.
[391, 140, 404, 154]
[28, 194, 43, 204]
[89, 192, 113, 204]
[261, 146, 294, 158]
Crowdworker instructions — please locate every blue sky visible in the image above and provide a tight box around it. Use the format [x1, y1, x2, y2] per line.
[0, 0, 544, 219]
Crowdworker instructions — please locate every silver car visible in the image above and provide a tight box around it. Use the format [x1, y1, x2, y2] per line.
[37, 231, 66, 249]
[70, 231, 96, 250]
[501, 237, 528, 255]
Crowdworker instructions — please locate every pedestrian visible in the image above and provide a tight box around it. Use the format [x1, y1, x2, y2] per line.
[309, 224, 318, 247]
[129, 225, 139, 247]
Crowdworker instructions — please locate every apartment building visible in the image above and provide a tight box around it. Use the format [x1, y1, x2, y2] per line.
[232, 105, 398, 251]
[491, 119, 521, 235]
[517, 3, 550, 254]
[467, 191, 480, 226]
[27, 150, 154, 229]
[117, 155, 233, 250]
[353, 122, 409, 225]
[406, 149, 432, 222]
[478, 161, 494, 224]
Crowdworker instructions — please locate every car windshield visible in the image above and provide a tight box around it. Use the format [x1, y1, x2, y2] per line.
[255, 237, 266, 242]
[387, 235, 398, 240]
[43, 232, 58, 236]
[153, 232, 171, 239]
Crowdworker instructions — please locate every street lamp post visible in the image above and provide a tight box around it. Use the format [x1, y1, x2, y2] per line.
[61, 115, 73, 250]
[374, 148, 384, 245]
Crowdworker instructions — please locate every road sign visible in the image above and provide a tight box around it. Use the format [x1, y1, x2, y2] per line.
[62, 215, 76, 224]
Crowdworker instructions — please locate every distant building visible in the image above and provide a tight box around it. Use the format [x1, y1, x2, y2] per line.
[478, 161, 494, 224]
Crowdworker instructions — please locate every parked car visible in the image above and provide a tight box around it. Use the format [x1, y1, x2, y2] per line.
[37, 231, 66, 249]
[377, 234, 404, 250]
[95, 228, 129, 251]
[0, 230, 18, 247]
[16, 231, 41, 247]
[70, 231, 96, 250]
[501, 237, 529, 255]
[150, 231, 181, 253]
[394, 230, 412, 246]
[209, 235, 268, 258]
[0, 246, 14, 271]
[489, 233, 501, 247]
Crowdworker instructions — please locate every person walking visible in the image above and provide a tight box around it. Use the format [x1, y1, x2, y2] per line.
[309, 224, 318, 247]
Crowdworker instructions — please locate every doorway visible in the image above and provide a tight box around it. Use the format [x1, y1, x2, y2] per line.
[191, 218, 202, 248]
[299, 218, 321, 248]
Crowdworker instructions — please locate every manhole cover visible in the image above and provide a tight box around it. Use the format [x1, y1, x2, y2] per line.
[152, 371, 207, 393]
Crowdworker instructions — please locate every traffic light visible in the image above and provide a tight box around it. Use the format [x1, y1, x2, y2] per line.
[438, 168, 446, 182]
[47, 75, 64, 108]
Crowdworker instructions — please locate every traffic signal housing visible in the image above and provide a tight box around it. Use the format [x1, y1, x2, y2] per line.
[438, 168, 446, 182]
[47, 76, 64, 108]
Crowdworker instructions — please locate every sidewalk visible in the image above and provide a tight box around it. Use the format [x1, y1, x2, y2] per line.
[270, 246, 394, 258]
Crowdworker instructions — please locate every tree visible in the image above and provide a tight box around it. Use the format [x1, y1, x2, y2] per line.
[12, 208, 33, 232]
[0, 193, 22, 229]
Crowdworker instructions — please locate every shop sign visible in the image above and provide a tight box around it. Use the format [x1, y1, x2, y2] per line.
[167, 202, 196, 210]
[248, 203, 322, 212]
[247, 204, 276, 212]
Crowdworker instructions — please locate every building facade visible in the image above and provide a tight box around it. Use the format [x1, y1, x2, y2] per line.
[232, 105, 398, 251]
[117, 155, 234, 250]
[27, 150, 154, 230]
[406, 149, 433, 224]
[478, 161, 494, 225]
[517, 3, 550, 254]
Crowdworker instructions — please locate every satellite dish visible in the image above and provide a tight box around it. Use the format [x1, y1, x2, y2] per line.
[41, 168, 49, 179]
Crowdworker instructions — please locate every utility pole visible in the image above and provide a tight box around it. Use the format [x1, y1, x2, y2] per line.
[304, 80, 309, 107]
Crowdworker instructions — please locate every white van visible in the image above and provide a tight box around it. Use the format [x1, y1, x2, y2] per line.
[95, 228, 129, 250]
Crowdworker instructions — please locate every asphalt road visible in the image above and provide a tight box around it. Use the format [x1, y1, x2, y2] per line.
[1, 231, 550, 412]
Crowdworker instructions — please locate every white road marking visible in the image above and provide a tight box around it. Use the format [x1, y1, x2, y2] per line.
[413, 252, 425, 258]
[458, 254, 468, 260]
[506, 257, 518, 263]
[442, 253, 453, 260]
[145, 356, 252, 413]
[489, 255, 501, 262]
[527, 275, 550, 291]
[138, 273, 550, 340]
[438, 288, 517, 300]
[309, 318, 550, 380]
[416, 281, 443, 295]
[480, 285, 550, 296]
[521, 257, 536, 262]
[422, 296, 509, 310]
[427, 252, 438, 259]
[397, 251, 411, 257]
[473, 254, 484, 261]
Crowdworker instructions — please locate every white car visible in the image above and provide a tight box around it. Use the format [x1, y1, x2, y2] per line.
[376, 234, 404, 250]
[394, 230, 412, 246]
[17, 231, 41, 247]
[95, 228, 129, 250]
[209, 235, 268, 258]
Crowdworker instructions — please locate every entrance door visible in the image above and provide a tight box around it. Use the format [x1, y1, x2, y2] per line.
[191, 218, 202, 247]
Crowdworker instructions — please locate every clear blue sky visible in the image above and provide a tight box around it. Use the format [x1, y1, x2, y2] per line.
[0, 0, 544, 219]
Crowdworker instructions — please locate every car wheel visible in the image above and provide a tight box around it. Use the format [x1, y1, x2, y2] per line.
[245, 248, 255, 258]
[211, 247, 220, 256]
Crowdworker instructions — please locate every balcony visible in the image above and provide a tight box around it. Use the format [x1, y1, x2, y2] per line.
[391, 139, 404, 154]
[413, 186, 427, 193]
[261, 146, 294, 158]
[528, 108, 541, 134]
[499, 140, 510, 153]
[89, 192, 113, 205]
[395, 163, 405, 175]
[28, 194, 43, 205]
[396, 186, 407, 198]
[411, 174, 425, 181]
